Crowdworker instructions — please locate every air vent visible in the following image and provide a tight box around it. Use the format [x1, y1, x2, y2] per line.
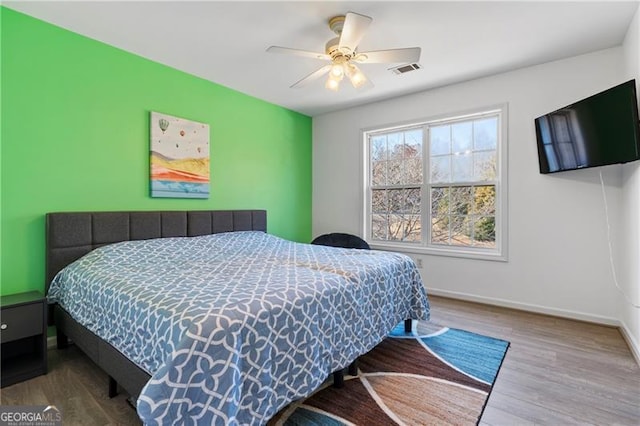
[390, 63, 422, 75]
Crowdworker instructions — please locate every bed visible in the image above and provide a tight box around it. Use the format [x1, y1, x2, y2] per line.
[46, 210, 430, 425]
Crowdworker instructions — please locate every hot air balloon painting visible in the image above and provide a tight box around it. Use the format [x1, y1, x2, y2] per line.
[150, 111, 210, 198]
[158, 118, 169, 134]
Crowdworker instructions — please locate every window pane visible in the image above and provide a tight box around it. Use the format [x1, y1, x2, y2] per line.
[405, 187, 421, 214]
[371, 189, 388, 214]
[371, 135, 387, 161]
[473, 117, 497, 150]
[431, 187, 448, 217]
[372, 161, 387, 186]
[472, 185, 496, 215]
[473, 151, 496, 180]
[403, 215, 422, 242]
[473, 216, 496, 247]
[452, 153, 473, 182]
[371, 214, 388, 240]
[406, 157, 423, 184]
[430, 156, 450, 183]
[404, 129, 423, 158]
[388, 214, 404, 241]
[450, 216, 472, 246]
[430, 125, 450, 156]
[431, 215, 449, 244]
[387, 160, 403, 185]
[450, 187, 472, 215]
[452, 122, 472, 153]
[388, 133, 403, 160]
[388, 189, 403, 214]
[430, 187, 449, 245]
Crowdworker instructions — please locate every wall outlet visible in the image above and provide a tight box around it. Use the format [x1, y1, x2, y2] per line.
[415, 258, 423, 269]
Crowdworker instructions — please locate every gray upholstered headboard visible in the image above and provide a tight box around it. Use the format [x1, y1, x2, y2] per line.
[46, 210, 267, 291]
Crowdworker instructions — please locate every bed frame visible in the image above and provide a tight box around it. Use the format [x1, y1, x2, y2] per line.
[46, 210, 267, 400]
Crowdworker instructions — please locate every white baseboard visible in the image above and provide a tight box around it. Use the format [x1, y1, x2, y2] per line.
[618, 320, 640, 366]
[427, 287, 620, 326]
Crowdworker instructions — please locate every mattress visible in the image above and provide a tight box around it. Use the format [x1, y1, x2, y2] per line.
[48, 231, 430, 425]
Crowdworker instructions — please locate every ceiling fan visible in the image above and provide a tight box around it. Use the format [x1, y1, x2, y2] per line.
[266, 12, 421, 91]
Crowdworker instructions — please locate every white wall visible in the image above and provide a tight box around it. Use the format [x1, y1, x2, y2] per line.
[313, 47, 628, 324]
[621, 6, 640, 361]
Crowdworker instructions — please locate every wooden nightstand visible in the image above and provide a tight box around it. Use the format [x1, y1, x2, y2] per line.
[1, 291, 47, 387]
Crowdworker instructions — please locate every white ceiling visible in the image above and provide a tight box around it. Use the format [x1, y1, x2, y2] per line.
[5, 1, 639, 116]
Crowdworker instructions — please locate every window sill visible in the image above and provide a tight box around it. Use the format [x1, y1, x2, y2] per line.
[369, 242, 508, 262]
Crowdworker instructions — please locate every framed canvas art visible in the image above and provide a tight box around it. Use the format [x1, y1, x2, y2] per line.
[150, 112, 210, 198]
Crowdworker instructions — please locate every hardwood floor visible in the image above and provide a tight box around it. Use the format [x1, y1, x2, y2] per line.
[1, 295, 638, 425]
[428, 296, 640, 425]
[0, 341, 141, 425]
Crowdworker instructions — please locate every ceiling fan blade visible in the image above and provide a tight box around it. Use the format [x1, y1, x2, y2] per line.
[266, 46, 330, 61]
[354, 47, 421, 64]
[338, 12, 372, 50]
[290, 64, 332, 88]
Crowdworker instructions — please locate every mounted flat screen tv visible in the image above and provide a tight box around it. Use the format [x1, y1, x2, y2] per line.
[535, 80, 640, 174]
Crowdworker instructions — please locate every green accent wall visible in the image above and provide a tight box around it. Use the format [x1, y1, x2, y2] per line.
[0, 8, 312, 296]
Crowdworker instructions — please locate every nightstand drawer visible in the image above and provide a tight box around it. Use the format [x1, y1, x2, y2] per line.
[0, 303, 44, 343]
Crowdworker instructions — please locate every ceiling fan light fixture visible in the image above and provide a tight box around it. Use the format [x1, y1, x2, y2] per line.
[325, 75, 341, 91]
[346, 63, 367, 89]
[330, 63, 345, 80]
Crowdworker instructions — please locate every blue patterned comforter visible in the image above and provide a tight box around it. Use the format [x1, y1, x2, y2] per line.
[47, 231, 430, 425]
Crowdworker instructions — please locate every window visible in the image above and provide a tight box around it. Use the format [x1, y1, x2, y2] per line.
[364, 107, 507, 260]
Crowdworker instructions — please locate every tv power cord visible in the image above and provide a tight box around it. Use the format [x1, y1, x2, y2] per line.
[600, 170, 640, 309]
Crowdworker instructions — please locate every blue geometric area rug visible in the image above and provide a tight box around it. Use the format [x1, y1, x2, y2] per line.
[273, 321, 509, 426]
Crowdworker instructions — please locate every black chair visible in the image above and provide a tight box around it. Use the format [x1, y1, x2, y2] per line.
[310, 233, 370, 250]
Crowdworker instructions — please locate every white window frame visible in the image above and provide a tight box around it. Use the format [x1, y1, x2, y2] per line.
[362, 104, 508, 262]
